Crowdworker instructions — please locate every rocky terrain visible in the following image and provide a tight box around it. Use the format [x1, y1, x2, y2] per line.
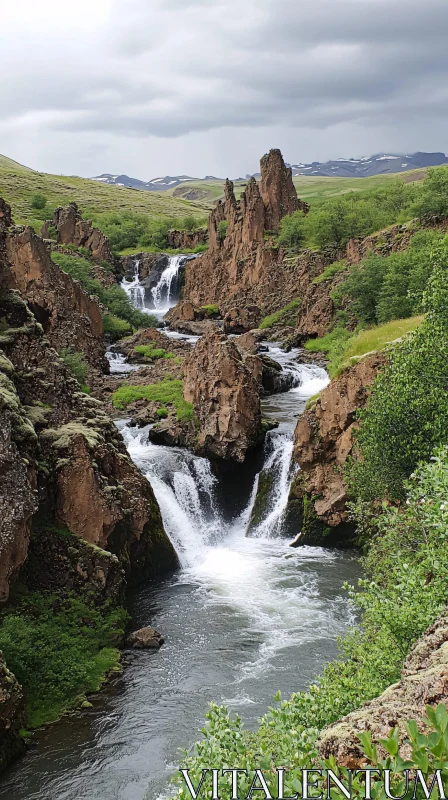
[288, 353, 386, 543]
[41, 202, 114, 264]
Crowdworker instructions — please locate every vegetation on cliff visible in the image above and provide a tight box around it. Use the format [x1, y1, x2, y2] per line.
[51, 253, 158, 335]
[112, 379, 193, 421]
[0, 585, 126, 728]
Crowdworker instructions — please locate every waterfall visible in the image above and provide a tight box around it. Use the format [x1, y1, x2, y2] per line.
[121, 259, 146, 309]
[151, 255, 184, 311]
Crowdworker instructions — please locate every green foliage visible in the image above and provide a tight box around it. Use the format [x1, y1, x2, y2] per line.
[259, 299, 301, 329]
[217, 219, 229, 243]
[157, 407, 168, 419]
[60, 349, 89, 387]
[312, 260, 347, 285]
[134, 345, 174, 360]
[277, 213, 306, 247]
[51, 254, 158, 336]
[102, 314, 132, 340]
[349, 247, 448, 501]
[174, 450, 448, 796]
[410, 166, 448, 218]
[180, 215, 196, 232]
[112, 379, 193, 421]
[30, 193, 47, 210]
[342, 230, 448, 325]
[200, 304, 220, 317]
[0, 592, 126, 728]
[304, 326, 352, 375]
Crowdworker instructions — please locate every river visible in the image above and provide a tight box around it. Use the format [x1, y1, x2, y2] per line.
[0, 257, 360, 800]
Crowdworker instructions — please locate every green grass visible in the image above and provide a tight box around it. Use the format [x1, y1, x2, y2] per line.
[259, 298, 301, 329]
[112, 378, 193, 421]
[0, 591, 126, 728]
[0, 155, 211, 232]
[342, 315, 424, 365]
[312, 260, 348, 285]
[134, 345, 174, 360]
[305, 315, 424, 377]
[200, 304, 220, 316]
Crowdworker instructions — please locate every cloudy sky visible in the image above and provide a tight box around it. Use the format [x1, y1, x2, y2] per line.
[1, 0, 448, 179]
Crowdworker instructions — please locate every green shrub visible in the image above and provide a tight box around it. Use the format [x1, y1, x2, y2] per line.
[200, 304, 219, 317]
[157, 407, 168, 419]
[112, 379, 193, 421]
[217, 220, 228, 243]
[134, 345, 174, 360]
[410, 165, 448, 218]
[349, 246, 448, 501]
[259, 299, 301, 329]
[30, 193, 47, 210]
[277, 213, 306, 247]
[60, 349, 89, 387]
[102, 314, 132, 340]
[0, 592, 126, 728]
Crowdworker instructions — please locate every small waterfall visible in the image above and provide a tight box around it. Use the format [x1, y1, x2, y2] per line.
[119, 423, 224, 566]
[121, 259, 146, 309]
[151, 255, 184, 311]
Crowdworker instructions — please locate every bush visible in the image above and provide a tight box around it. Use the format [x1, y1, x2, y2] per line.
[349, 246, 448, 501]
[259, 299, 301, 329]
[60, 349, 89, 391]
[30, 193, 47, 210]
[410, 165, 448, 219]
[217, 220, 228, 243]
[102, 314, 132, 340]
[134, 345, 174, 360]
[112, 379, 193, 421]
[0, 591, 126, 728]
[312, 260, 347, 285]
[277, 213, 306, 247]
[342, 230, 448, 325]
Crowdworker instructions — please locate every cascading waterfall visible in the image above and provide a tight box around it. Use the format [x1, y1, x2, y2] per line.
[151, 255, 184, 311]
[121, 259, 146, 309]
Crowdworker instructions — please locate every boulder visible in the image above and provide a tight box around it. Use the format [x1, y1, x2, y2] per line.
[183, 330, 263, 462]
[223, 306, 261, 335]
[126, 626, 164, 649]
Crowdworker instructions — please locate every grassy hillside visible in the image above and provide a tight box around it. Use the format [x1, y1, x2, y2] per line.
[169, 168, 428, 204]
[0, 155, 212, 231]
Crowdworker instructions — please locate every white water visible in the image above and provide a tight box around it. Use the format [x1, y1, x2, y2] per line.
[121, 255, 186, 322]
[106, 350, 141, 374]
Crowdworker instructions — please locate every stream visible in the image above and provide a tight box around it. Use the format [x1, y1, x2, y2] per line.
[0, 258, 360, 800]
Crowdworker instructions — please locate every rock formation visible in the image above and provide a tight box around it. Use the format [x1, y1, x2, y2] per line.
[289, 353, 385, 538]
[0, 655, 25, 772]
[42, 202, 114, 264]
[166, 229, 207, 250]
[223, 305, 261, 334]
[3, 224, 106, 372]
[183, 330, 263, 462]
[180, 150, 309, 316]
[318, 610, 448, 766]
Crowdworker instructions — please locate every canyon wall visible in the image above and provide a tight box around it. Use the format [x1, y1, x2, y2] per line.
[42, 202, 114, 264]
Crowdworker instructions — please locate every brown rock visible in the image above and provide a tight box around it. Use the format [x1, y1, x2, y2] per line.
[0, 654, 26, 773]
[183, 330, 263, 462]
[44, 203, 114, 264]
[291, 353, 386, 529]
[259, 148, 308, 232]
[126, 626, 164, 649]
[166, 229, 207, 250]
[318, 610, 448, 766]
[3, 224, 106, 372]
[223, 306, 261, 335]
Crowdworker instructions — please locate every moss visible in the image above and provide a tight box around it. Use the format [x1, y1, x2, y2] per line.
[259, 299, 301, 329]
[112, 378, 193, 421]
[248, 470, 274, 530]
[200, 304, 220, 317]
[306, 391, 322, 410]
[0, 352, 14, 375]
[134, 345, 175, 360]
[312, 260, 348, 285]
[41, 422, 102, 450]
[22, 404, 50, 427]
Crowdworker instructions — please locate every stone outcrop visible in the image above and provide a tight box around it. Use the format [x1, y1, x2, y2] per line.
[42, 203, 114, 264]
[126, 626, 164, 649]
[120, 252, 169, 283]
[3, 222, 106, 372]
[183, 330, 263, 462]
[223, 305, 261, 335]
[0, 655, 26, 773]
[166, 229, 207, 250]
[179, 150, 309, 316]
[318, 610, 448, 766]
[289, 353, 385, 537]
[0, 289, 177, 594]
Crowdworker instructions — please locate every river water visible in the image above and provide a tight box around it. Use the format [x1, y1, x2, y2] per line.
[0, 259, 360, 800]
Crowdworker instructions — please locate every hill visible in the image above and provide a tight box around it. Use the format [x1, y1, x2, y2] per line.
[0, 156, 211, 231]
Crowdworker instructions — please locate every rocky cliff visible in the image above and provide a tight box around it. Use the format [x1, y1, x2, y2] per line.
[183, 330, 264, 462]
[288, 353, 385, 541]
[2, 223, 106, 372]
[318, 609, 448, 766]
[180, 150, 309, 316]
[42, 202, 114, 264]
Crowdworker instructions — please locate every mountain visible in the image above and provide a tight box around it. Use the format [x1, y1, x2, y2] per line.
[90, 152, 448, 193]
[286, 151, 448, 179]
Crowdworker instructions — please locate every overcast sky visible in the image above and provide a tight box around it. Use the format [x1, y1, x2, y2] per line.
[1, 0, 447, 179]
